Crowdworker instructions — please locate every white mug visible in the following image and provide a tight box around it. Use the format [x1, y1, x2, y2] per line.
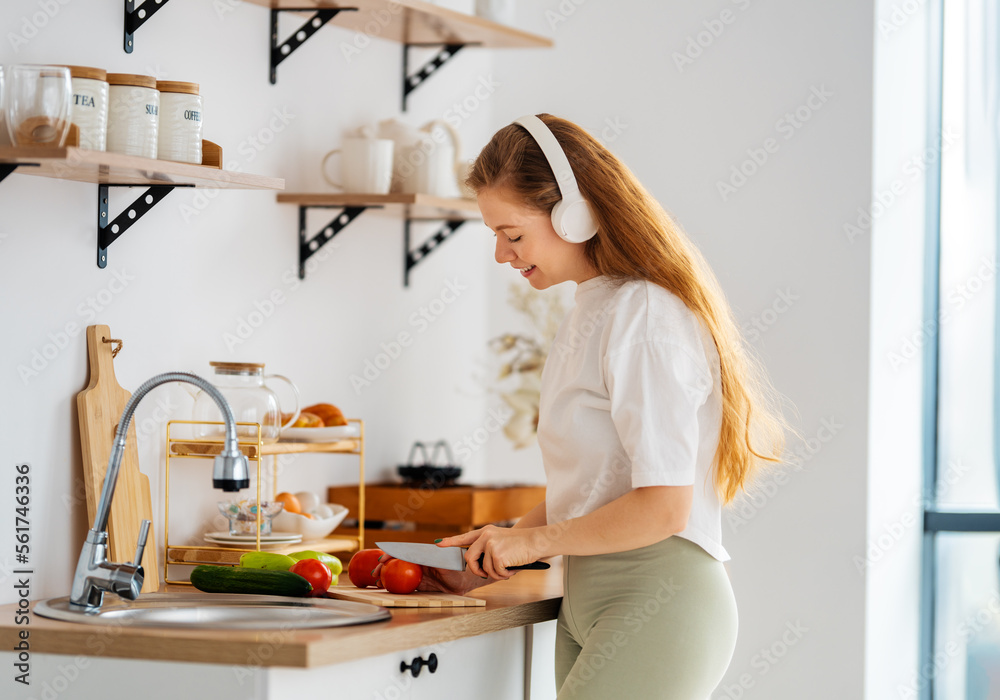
[322, 137, 394, 194]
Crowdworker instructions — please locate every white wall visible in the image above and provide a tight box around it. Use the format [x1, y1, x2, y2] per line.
[0, 1, 917, 698]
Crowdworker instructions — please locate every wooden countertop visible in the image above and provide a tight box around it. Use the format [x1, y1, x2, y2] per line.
[0, 563, 562, 669]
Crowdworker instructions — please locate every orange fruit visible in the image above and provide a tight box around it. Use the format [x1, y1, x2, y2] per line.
[275, 492, 301, 514]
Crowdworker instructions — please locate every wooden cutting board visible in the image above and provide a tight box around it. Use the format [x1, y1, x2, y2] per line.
[327, 583, 485, 608]
[77, 325, 159, 593]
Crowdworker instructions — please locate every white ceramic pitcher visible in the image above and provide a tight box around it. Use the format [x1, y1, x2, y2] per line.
[377, 118, 464, 197]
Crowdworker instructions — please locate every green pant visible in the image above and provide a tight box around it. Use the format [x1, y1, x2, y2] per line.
[555, 536, 738, 699]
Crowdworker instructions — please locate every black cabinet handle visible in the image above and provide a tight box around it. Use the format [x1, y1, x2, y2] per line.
[400, 652, 438, 677]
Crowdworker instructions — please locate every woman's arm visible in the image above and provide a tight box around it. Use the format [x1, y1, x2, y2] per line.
[438, 484, 693, 579]
[511, 500, 547, 529]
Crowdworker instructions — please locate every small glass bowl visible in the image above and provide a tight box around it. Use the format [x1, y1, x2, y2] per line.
[217, 500, 285, 536]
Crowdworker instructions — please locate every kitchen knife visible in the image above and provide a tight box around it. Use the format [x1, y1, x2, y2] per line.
[377, 541, 550, 571]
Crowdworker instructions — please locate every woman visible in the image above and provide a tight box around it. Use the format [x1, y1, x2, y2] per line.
[377, 114, 787, 699]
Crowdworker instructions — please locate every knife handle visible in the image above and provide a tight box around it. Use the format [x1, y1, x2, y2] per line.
[476, 553, 550, 571]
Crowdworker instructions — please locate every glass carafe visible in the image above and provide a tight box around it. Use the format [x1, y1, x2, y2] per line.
[191, 362, 300, 444]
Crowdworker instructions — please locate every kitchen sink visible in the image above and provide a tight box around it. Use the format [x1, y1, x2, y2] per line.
[33, 592, 391, 630]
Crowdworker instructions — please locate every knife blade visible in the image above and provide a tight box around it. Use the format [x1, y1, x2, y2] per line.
[376, 541, 550, 571]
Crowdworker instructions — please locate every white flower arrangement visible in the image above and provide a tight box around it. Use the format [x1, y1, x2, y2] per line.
[489, 284, 566, 448]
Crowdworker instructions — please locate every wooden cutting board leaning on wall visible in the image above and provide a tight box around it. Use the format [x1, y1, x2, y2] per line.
[76, 325, 159, 593]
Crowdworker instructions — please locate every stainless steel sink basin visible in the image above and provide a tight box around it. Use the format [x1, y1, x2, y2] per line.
[33, 592, 391, 630]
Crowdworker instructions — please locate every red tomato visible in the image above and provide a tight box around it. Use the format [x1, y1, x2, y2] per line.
[289, 558, 332, 597]
[381, 559, 423, 594]
[348, 548, 385, 588]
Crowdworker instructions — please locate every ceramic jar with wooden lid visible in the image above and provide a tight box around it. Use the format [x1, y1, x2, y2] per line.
[106, 73, 159, 158]
[156, 80, 202, 164]
[64, 65, 108, 151]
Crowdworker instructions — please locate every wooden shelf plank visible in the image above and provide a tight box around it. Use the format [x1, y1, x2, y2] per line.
[0, 146, 284, 190]
[167, 537, 359, 565]
[169, 439, 360, 458]
[265, 440, 361, 454]
[277, 192, 481, 220]
[244, 0, 552, 48]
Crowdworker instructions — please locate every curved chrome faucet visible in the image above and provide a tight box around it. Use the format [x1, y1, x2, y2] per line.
[69, 372, 249, 611]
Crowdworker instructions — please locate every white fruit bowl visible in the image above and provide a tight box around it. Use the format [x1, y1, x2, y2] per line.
[272, 504, 348, 540]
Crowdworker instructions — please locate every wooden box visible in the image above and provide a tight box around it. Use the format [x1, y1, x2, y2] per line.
[328, 483, 545, 544]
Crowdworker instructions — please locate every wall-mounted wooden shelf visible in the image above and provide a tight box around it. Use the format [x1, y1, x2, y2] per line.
[0, 145, 283, 189]
[0, 145, 284, 269]
[277, 192, 480, 219]
[246, 0, 551, 108]
[244, 0, 552, 48]
[277, 192, 482, 284]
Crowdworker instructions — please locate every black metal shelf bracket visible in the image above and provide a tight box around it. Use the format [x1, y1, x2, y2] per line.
[270, 8, 357, 85]
[0, 163, 35, 184]
[298, 205, 372, 279]
[124, 0, 172, 53]
[404, 218, 467, 287]
[97, 184, 178, 268]
[402, 43, 467, 112]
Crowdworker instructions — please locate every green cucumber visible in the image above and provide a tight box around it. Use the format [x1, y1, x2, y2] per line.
[190, 565, 312, 597]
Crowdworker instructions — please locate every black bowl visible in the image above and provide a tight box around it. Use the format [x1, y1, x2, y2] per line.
[397, 465, 462, 488]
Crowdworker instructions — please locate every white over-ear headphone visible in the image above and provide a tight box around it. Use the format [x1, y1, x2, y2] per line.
[513, 115, 598, 244]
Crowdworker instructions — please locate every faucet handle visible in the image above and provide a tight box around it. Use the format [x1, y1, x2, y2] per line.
[131, 519, 151, 567]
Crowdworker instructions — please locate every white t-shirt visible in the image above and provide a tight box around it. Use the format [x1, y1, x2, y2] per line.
[537, 275, 729, 562]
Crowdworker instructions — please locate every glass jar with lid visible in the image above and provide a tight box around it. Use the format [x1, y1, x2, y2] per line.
[191, 362, 300, 444]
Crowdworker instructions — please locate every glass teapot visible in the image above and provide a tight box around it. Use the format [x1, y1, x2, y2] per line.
[191, 362, 300, 444]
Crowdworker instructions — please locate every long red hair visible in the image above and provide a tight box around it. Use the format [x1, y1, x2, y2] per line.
[467, 114, 788, 504]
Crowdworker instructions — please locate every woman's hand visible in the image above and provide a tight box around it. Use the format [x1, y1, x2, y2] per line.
[438, 525, 541, 579]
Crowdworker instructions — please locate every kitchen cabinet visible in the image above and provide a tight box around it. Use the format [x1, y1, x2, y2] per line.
[267, 627, 527, 699]
[2, 625, 552, 700]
